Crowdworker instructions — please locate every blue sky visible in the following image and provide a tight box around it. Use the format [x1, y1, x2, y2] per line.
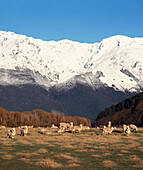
[0, 0, 143, 43]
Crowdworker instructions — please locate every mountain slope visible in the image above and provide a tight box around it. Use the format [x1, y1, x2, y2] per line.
[93, 92, 143, 126]
[0, 31, 143, 92]
[0, 31, 143, 120]
[0, 83, 132, 120]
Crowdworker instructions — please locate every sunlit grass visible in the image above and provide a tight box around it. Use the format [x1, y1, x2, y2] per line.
[0, 127, 143, 169]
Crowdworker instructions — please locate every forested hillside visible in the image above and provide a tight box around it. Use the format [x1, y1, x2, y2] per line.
[92, 92, 143, 127]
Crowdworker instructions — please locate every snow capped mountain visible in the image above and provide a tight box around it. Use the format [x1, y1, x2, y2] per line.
[0, 31, 143, 92]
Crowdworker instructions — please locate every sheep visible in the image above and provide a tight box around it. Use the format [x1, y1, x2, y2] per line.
[7, 128, 16, 138]
[59, 122, 73, 130]
[38, 129, 51, 135]
[20, 126, 28, 136]
[123, 124, 127, 132]
[70, 122, 73, 127]
[57, 128, 65, 133]
[102, 127, 114, 135]
[72, 125, 83, 133]
[82, 126, 90, 131]
[129, 124, 138, 131]
[59, 122, 69, 130]
[107, 121, 111, 128]
[28, 126, 33, 128]
[51, 124, 58, 129]
[125, 126, 131, 135]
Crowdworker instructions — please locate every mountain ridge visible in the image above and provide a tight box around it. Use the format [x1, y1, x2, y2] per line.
[0, 31, 143, 120]
[0, 31, 143, 93]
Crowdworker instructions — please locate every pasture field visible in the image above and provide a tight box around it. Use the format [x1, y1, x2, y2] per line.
[0, 127, 143, 170]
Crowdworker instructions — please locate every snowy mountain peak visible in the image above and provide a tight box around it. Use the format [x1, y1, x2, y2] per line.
[0, 30, 143, 92]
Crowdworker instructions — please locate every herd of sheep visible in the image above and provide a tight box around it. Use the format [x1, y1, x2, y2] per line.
[4, 121, 138, 139]
[7, 126, 29, 138]
[101, 121, 138, 135]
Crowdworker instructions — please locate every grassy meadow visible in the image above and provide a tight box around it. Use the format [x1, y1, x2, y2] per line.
[0, 127, 143, 170]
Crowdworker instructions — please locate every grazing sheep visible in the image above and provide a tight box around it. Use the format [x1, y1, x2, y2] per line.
[7, 128, 16, 138]
[57, 128, 65, 133]
[129, 124, 138, 131]
[125, 126, 131, 135]
[59, 122, 73, 130]
[72, 126, 83, 133]
[107, 121, 111, 128]
[38, 129, 51, 134]
[82, 126, 90, 130]
[70, 122, 73, 127]
[28, 126, 33, 128]
[123, 124, 127, 132]
[20, 126, 28, 136]
[103, 127, 114, 135]
[59, 122, 69, 129]
[51, 124, 58, 129]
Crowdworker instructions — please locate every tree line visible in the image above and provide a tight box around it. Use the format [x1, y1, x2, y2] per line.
[0, 107, 91, 127]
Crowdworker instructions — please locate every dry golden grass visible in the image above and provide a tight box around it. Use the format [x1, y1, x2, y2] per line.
[36, 148, 51, 154]
[138, 146, 143, 152]
[60, 144, 77, 149]
[66, 163, 79, 167]
[102, 160, 117, 167]
[16, 152, 39, 158]
[0, 127, 143, 169]
[92, 154, 101, 157]
[128, 155, 141, 161]
[17, 139, 34, 146]
[102, 152, 111, 156]
[35, 158, 62, 168]
[18, 157, 30, 163]
[120, 150, 131, 153]
[75, 149, 95, 152]
[2, 154, 14, 160]
[53, 153, 80, 163]
[130, 161, 143, 168]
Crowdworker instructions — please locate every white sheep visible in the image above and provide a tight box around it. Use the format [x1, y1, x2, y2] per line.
[82, 126, 90, 130]
[20, 126, 28, 136]
[51, 124, 58, 129]
[72, 125, 83, 133]
[125, 126, 131, 135]
[102, 127, 114, 135]
[107, 121, 111, 128]
[70, 122, 73, 127]
[123, 124, 127, 132]
[38, 128, 51, 134]
[28, 126, 33, 128]
[59, 122, 73, 130]
[7, 128, 16, 138]
[57, 128, 65, 133]
[129, 124, 138, 131]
